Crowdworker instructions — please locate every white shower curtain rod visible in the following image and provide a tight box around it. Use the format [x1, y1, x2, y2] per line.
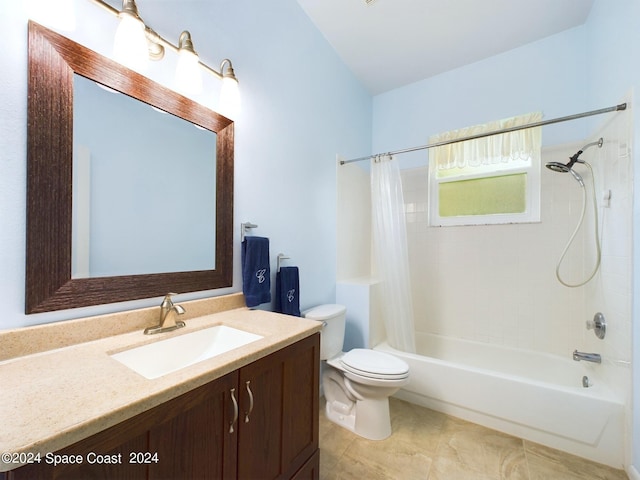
[339, 103, 627, 165]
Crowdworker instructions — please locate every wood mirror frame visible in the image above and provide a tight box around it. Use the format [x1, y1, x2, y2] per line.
[26, 21, 234, 314]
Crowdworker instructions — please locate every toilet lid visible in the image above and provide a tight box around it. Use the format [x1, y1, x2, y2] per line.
[340, 349, 409, 379]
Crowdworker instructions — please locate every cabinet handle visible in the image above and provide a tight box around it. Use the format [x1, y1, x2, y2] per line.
[229, 388, 238, 433]
[244, 381, 254, 423]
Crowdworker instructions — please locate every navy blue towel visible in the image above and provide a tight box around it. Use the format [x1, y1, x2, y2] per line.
[242, 237, 271, 308]
[275, 266, 300, 316]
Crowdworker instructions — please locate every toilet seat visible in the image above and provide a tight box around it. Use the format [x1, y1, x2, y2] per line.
[338, 349, 409, 380]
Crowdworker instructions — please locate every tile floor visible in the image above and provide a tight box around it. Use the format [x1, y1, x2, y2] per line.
[319, 397, 628, 480]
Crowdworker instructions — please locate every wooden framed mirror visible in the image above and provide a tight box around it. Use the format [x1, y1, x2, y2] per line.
[26, 21, 234, 313]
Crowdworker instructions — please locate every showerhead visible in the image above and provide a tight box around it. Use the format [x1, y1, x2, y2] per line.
[545, 137, 603, 186]
[545, 161, 571, 173]
[545, 160, 585, 186]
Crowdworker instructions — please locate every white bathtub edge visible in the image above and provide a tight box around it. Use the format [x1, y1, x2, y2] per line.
[628, 465, 640, 480]
[377, 336, 625, 470]
[393, 388, 624, 470]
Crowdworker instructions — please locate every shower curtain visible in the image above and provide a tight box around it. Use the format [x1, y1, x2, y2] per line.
[371, 155, 416, 353]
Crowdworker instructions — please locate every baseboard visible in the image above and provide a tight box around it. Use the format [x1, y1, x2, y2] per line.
[627, 464, 640, 480]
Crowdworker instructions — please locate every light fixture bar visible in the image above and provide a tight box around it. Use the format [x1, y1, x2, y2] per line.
[89, 0, 233, 79]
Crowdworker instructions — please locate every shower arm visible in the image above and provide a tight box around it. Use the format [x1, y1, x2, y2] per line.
[567, 138, 604, 169]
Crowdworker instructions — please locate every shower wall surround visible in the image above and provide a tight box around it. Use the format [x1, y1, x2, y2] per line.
[402, 147, 586, 354]
[582, 109, 633, 464]
[399, 107, 633, 466]
[401, 107, 632, 402]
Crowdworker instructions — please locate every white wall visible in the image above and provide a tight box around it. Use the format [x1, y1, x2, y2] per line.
[583, 109, 634, 468]
[0, 0, 371, 329]
[400, 145, 586, 354]
[336, 162, 371, 280]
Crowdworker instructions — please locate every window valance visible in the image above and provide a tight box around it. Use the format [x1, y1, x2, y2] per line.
[430, 112, 543, 171]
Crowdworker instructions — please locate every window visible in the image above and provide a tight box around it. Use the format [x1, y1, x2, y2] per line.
[428, 112, 542, 226]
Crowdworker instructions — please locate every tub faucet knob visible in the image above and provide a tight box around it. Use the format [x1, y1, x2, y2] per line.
[585, 312, 606, 339]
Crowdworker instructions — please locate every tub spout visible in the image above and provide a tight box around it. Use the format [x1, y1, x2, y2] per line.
[572, 350, 601, 364]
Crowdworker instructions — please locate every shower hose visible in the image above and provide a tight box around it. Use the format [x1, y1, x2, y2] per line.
[555, 162, 602, 288]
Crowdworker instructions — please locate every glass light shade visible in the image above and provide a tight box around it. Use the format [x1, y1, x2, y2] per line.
[175, 49, 203, 95]
[219, 76, 240, 119]
[113, 14, 148, 71]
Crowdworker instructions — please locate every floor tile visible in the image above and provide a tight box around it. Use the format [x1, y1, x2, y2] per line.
[429, 415, 528, 480]
[318, 397, 628, 480]
[524, 441, 628, 480]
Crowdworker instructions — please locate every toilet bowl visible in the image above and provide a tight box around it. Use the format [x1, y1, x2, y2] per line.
[304, 304, 409, 440]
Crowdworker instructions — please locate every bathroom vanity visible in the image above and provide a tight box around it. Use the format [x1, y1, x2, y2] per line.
[0, 295, 321, 479]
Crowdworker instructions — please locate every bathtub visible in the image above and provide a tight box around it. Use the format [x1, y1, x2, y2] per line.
[375, 333, 625, 468]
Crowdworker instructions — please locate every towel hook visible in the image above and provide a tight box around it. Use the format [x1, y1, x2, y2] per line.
[241, 222, 258, 242]
[277, 253, 290, 272]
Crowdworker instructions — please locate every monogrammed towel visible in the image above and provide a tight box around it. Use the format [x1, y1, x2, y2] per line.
[275, 266, 300, 316]
[241, 236, 271, 308]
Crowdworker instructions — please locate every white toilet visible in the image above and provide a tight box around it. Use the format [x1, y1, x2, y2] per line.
[304, 304, 409, 440]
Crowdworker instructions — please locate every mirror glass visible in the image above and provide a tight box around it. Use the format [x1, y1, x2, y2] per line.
[26, 21, 234, 313]
[72, 75, 217, 278]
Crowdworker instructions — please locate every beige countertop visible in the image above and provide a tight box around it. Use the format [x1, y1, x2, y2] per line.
[0, 296, 321, 472]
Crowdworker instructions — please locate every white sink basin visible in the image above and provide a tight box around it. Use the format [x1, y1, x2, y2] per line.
[111, 325, 263, 379]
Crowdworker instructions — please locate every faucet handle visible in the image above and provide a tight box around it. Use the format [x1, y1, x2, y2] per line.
[160, 293, 179, 309]
[586, 312, 606, 339]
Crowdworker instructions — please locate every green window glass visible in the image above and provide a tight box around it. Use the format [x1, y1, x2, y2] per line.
[438, 173, 527, 217]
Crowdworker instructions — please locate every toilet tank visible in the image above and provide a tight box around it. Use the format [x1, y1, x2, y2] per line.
[303, 304, 347, 360]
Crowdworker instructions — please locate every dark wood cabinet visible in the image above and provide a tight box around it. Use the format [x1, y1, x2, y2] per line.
[6, 333, 320, 480]
[238, 334, 319, 480]
[148, 370, 239, 480]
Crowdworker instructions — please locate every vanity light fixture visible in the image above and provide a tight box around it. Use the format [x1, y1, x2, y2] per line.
[219, 59, 241, 119]
[112, 0, 148, 70]
[91, 0, 240, 117]
[175, 31, 203, 94]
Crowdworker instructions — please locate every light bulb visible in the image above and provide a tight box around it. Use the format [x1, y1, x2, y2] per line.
[175, 49, 203, 95]
[113, 13, 148, 71]
[219, 76, 240, 119]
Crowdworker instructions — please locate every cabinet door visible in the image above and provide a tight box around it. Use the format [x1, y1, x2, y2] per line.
[237, 350, 284, 479]
[281, 333, 319, 477]
[237, 333, 319, 480]
[290, 450, 319, 480]
[149, 371, 239, 480]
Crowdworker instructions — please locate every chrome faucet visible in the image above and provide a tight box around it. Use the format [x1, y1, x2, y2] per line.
[144, 293, 186, 335]
[572, 350, 601, 364]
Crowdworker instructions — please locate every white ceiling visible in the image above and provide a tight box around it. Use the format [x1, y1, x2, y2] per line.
[296, 0, 594, 95]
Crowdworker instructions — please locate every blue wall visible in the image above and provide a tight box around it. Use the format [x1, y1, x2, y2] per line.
[371, 26, 590, 170]
[0, 0, 371, 328]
